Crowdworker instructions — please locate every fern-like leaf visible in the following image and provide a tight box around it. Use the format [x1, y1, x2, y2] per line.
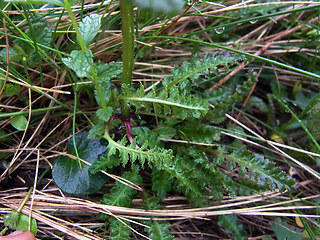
[108, 217, 131, 240]
[120, 84, 208, 119]
[204, 71, 258, 123]
[102, 165, 142, 207]
[152, 169, 172, 199]
[166, 52, 247, 88]
[132, 127, 164, 148]
[143, 197, 175, 240]
[103, 166, 141, 239]
[218, 214, 247, 240]
[89, 153, 121, 174]
[145, 221, 174, 240]
[177, 122, 221, 143]
[104, 131, 173, 169]
[223, 149, 296, 192]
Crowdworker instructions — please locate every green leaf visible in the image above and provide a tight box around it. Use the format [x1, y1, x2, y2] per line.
[136, 0, 184, 15]
[25, 22, 52, 48]
[132, 127, 164, 148]
[102, 165, 142, 207]
[108, 217, 131, 240]
[142, 197, 174, 240]
[0, 47, 23, 62]
[94, 61, 122, 106]
[177, 122, 221, 143]
[155, 126, 176, 139]
[79, 14, 101, 47]
[0, 129, 12, 143]
[121, 84, 208, 119]
[62, 49, 93, 78]
[0, 22, 52, 66]
[270, 218, 302, 240]
[105, 134, 173, 169]
[52, 131, 108, 195]
[308, 102, 320, 140]
[152, 169, 172, 199]
[96, 107, 113, 122]
[4, 0, 64, 7]
[95, 61, 123, 83]
[89, 153, 121, 174]
[10, 115, 28, 131]
[218, 214, 247, 240]
[4, 210, 37, 235]
[88, 122, 105, 139]
[1, 83, 21, 98]
[227, 150, 296, 192]
[165, 52, 247, 88]
[144, 221, 174, 240]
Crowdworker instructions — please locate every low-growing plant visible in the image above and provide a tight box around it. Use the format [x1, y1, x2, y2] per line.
[4, 0, 320, 239]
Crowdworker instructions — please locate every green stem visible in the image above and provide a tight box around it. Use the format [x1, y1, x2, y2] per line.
[64, 0, 86, 51]
[90, 65, 107, 109]
[72, 91, 82, 170]
[120, 0, 134, 86]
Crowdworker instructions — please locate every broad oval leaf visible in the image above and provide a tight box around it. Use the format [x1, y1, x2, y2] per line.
[79, 14, 101, 47]
[52, 131, 108, 195]
[10, 115, 28, 131]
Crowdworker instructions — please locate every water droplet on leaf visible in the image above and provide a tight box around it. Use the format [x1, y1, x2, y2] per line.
[214, 27, 225, 34]
[250, 19, 258, 24]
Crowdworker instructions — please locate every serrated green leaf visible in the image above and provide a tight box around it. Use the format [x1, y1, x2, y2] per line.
[4, 0, 64, 7]
[105, 133, 173, 169]
[4, 210, 37, 235]
[10, 115, 28, 131]
[165, 52, 247, 88]
[218, 214, 247, 240]
[121, 84, 208, 119]
[132, 127, 164, 148]
[102, 165, 141, 207]
[177, 122, 221, 143]
[62, 49, 93, 78]
[88, 122, 105, 139]
[52, 132, 108, 195]
[0, 22, 52, 66]
[152, 169, 172, 199]
[226, 149, 296, 192]
[154, 126, 176, 139]
[0, 47, 23, 62]
[25, 22, 52, 48]
[93, 61, 122, 106]
[144, 220, 174, 240]
[89, 153, 121, 174]
[108, 217, 131, 240]
[95, 61, 123, 83]
[96, 107, 113, 122]
[79, 14, 101, 47]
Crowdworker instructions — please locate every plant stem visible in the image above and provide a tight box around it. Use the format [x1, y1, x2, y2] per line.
[120, 0, 134, 85]
[90, 65, 107, 109]
[64, 0, 86, 51]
